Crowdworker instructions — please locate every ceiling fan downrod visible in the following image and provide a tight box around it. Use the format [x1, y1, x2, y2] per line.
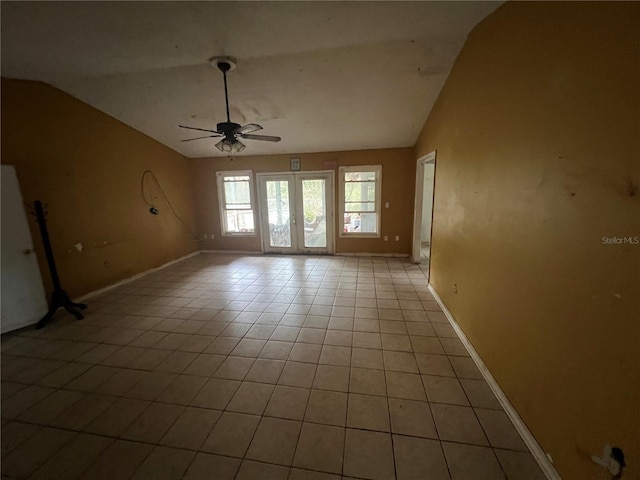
[217, 61, 232, 124]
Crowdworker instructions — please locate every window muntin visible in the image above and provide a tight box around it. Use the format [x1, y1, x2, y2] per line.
[339, 166, 381, 237]
[217, 171, 255, 235]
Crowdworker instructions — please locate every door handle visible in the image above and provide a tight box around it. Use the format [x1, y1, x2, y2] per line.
[23, 249, 32, 255]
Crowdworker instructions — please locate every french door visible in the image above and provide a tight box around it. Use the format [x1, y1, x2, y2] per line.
[257, 171, 334, 254]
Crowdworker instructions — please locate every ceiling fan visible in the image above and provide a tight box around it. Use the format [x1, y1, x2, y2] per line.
[179, 56, 281, 153]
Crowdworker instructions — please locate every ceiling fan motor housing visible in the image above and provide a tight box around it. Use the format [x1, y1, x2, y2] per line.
[217, 122, 242, 135]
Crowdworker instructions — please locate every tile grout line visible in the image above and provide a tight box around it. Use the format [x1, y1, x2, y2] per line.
[2, 254, 544, 480]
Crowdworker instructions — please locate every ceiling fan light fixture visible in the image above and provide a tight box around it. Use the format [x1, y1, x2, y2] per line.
[215, 138, 245, 153]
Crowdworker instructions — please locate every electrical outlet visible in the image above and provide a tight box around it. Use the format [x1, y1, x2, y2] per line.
[592, 445, 626, 477]
[210, 233, 215, 239]
[395, 236, 399, 241]
[384, 236, 388, 241]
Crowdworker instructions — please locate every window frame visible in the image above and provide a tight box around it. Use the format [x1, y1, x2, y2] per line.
[216, 170, 257, 237]
[338, 165, 382, 238]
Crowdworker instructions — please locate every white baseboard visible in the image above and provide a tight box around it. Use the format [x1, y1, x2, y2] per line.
[334, 252, 410, 258]
[75, 250, 201, 302]
[428, 285, 562, 480]
[199, 250, 263, 255]
[201, 250, 410, 258]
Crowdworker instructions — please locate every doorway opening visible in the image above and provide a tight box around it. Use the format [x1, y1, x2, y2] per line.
[257, 171, 334, 254]
[412, 151, 436, 281]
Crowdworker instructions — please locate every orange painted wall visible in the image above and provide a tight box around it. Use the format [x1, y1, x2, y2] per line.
[190, 148, 415, 254]
[1, 79, 199, 298]
[415, 2, 639, 478]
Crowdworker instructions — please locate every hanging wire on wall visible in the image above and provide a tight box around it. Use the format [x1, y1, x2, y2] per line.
[140, 169, 203, 242]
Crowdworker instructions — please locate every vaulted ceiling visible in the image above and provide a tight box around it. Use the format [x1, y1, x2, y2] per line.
[1, 1, 501, 158]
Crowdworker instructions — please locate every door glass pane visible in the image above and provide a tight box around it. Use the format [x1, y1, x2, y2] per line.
[302, 179, 326, 248]
[266, 180, 291, 247]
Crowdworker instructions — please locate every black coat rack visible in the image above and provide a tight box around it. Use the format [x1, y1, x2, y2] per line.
[32, 200, 87, 329]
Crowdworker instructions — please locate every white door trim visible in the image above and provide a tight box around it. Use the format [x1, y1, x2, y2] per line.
[412, 151, 436, 265]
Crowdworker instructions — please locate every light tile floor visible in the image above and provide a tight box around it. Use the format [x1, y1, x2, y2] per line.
[419, 243, 430, 265]
[1, 253, 546, 480]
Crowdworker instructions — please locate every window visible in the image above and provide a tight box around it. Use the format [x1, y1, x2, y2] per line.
[339, 165, 381, 237]
[216, 171, 256, 235]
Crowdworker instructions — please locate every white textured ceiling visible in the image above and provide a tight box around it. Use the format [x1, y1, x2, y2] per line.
[1, 1, 500, 158]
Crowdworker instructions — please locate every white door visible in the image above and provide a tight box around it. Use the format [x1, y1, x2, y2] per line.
[1, 165, 48, 333]
[257, 171, 334, 254]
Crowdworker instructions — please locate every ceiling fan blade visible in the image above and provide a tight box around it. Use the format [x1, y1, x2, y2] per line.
[240, 134, 281, 142]
[178, 124, 220, 134]
[233, 123, 263, 135]
[181, 135, 222, 142]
